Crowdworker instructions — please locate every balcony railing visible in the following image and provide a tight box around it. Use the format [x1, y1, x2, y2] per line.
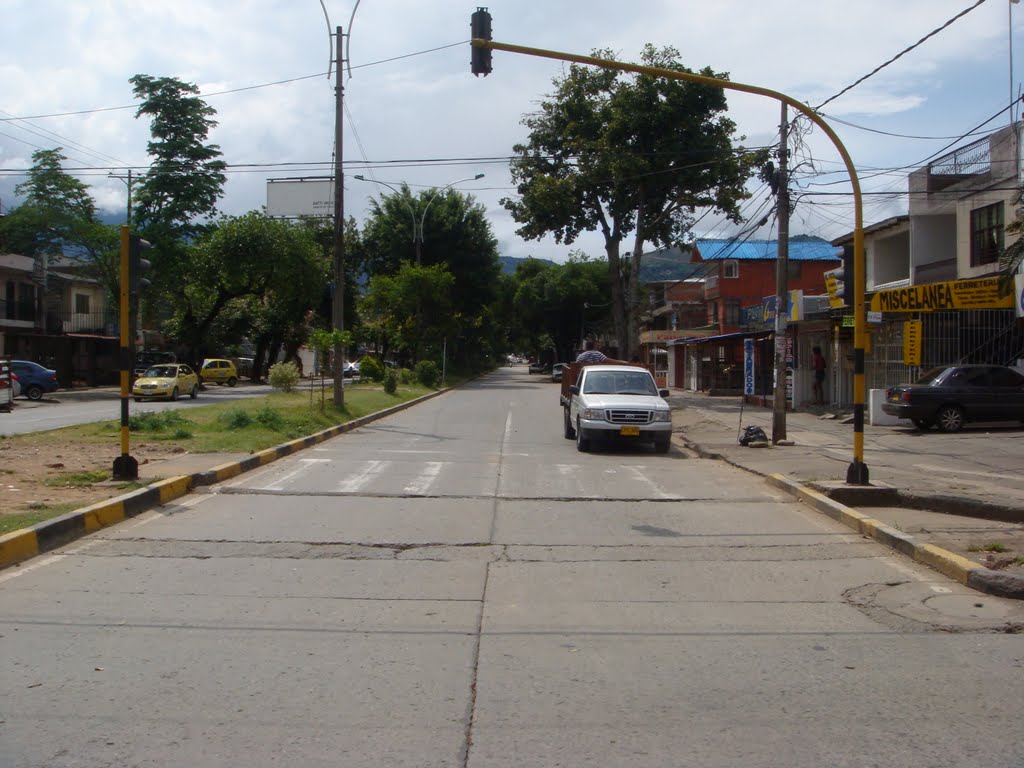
[929, 134, 990, 177]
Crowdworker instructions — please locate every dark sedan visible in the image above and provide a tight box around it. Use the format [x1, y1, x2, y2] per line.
[882, 364, 1024, 432]
[11, 360, 59, 401]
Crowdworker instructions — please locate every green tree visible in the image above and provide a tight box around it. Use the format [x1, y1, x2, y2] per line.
[359, 185, 500, 369]
[164, 212, 326, 365]
[359, 262, 456, 362]
[511, 254, 610, 362]
[502, 45, 766, 359]
[0, 149, 119, 298]
[129, 74, 227, 307]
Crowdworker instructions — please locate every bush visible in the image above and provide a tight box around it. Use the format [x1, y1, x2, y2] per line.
[414, 360, 441, 388]
[218, 409, 252, 429]
[268, 361, 300, 392]
[399, 367, 414, 385]
[383, 367, 398, 394]
[254, 406, 285, 431]
[129, 410, 192, 433]
[358, 355, 385, 382]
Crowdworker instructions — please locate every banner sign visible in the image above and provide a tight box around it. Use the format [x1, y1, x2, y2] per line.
[903, 320, 922, 365]
[743, 338, 755, 395]
[824, 267, 845, 308]
[1016, 273, 1024, 319]
[871, 277, 1013, 313]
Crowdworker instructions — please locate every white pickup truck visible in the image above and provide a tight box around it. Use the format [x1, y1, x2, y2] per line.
[560, 363, 673, 453]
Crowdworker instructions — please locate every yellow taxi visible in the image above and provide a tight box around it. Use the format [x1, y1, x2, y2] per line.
[132, 363, 199, 402]
[200, 358, 239, 387]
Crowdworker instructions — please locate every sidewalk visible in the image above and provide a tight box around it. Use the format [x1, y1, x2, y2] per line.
[669, 391, 1024, 597]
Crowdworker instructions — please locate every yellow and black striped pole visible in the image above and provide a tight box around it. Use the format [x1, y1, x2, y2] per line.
[471, 35, 870, 484]
[112, 225, 138, 480]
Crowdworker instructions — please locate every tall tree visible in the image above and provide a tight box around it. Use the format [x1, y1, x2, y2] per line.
[163, 212, 326, 364]
[359, 262, 457, 362]
[359, 185, 500, 368]
[0, 148, 119, 297]
[502, 45, 766, 359]
[129, 74, 227, 307]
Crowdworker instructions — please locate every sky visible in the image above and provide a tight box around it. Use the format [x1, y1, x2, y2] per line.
[2, 0, 1023, 264]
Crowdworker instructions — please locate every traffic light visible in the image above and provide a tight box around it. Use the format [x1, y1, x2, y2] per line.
[129, 234, 152, 294]
[470, 7, 492, 77]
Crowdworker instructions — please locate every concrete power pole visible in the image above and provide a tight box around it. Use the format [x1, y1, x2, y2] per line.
[331, 25, 346, 407]
[771, 103, 790, 443]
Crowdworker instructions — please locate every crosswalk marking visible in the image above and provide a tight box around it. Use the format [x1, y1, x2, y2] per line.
[404, 461, 444, 495]
[336, 460, 388, 493]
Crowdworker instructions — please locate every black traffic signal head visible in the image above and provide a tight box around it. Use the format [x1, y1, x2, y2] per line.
[470, 7, 492, 77]
[129, 234, 152, 294]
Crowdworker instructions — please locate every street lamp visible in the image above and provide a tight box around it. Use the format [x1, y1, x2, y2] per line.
[352, 175, 417, 248]
[353, 174, 485, 265]
[416, 174, 485, 265]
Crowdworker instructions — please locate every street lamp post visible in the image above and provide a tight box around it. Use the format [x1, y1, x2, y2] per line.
[415, 174, 485, 265]
[352, 175, 417, 249]
[353, 174, 485, 265]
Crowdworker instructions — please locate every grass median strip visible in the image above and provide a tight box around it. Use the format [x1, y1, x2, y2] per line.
[0, 382, 438, 531]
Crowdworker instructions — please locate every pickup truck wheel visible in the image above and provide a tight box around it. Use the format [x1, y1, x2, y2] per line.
[563, 409, 576, 439]
[654, 435, 671, 454]
[575, 419, 590, 452]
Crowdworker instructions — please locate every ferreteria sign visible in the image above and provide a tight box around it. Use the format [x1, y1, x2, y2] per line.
[870, 277, 1013, 313]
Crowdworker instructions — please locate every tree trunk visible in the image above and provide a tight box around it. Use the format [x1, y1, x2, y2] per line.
[604, 236, 626, 356]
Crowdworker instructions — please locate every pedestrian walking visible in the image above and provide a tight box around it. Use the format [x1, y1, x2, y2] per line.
[811, 346, 826, 405]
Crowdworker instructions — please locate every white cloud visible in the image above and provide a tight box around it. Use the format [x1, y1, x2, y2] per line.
[1, 0, 1022, 258]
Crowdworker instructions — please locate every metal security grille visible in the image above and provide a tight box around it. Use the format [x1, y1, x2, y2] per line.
[606, 409, 653, 425]
[867, 309, 1021, 389]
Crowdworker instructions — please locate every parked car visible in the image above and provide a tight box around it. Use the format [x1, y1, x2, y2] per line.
[200, 358, 239, 387]
[0, 362, 19, 405]
[10, 360, 59, 400]
[551, 363, 566, 383]
[343, 361, 360, 378]
[132, 363, 199, 402]
[882, 364, 1024, 432]
[528, 361, 548, 374]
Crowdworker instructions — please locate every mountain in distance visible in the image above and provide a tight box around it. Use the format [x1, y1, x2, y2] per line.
[499, 255, 556, 274]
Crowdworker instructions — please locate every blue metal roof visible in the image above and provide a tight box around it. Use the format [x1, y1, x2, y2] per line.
[696, 239, 841, 262]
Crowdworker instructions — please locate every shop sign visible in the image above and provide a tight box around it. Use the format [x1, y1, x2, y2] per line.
[870, 277, 1013, 313]
[1016, 273, 1024, 319]
[841, 315, 855, 328]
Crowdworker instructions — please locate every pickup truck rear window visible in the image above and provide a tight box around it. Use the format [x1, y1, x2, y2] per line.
[583, 371, 658, 396]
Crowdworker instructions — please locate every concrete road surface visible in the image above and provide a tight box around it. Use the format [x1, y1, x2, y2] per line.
[1, 367, 1022, 768]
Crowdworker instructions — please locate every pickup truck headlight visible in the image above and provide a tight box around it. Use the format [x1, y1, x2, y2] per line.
[581, 408, 606, 421]
[652, 410, 671, 423]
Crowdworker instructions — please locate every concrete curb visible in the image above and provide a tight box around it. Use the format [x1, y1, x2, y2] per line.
[0, 386, 451, 571]
[678, 436, 1024, 600]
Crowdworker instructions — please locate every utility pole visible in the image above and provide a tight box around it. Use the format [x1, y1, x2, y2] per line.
[331, 25, 346, 407]
[108, 169, 134, 225]
[771, 103, 790, 444]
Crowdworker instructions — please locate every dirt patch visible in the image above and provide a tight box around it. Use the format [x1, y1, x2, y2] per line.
[0, 436, 185, 516]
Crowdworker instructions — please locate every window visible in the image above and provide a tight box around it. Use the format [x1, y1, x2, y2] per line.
[18, 283, 35, 321]
[722, 260, 739, 279]
[725, 300, 742, 326]
[989, 367, 1024, 387]
[970, 202, 1003, 267]
[75, 293, 90, 314]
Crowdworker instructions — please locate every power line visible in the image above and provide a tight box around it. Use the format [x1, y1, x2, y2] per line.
[0, 41, 467, 124]
[814, 0, 991, 111]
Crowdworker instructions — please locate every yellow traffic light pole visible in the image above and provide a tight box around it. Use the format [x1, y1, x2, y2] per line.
[472, 37, 870, 484]
[113, 225, 138, 480]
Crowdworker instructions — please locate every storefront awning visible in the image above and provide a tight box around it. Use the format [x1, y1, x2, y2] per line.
[668, 329, 773, 346]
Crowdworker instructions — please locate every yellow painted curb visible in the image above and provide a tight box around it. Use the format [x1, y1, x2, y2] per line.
[915, 543, 977, 585]
[0, 528, 39, 569]
[82, 501, 126, 533]
[156, 476, 192, 504]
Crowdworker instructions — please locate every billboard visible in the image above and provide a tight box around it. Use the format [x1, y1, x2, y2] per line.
[266, 178, 334, 218]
